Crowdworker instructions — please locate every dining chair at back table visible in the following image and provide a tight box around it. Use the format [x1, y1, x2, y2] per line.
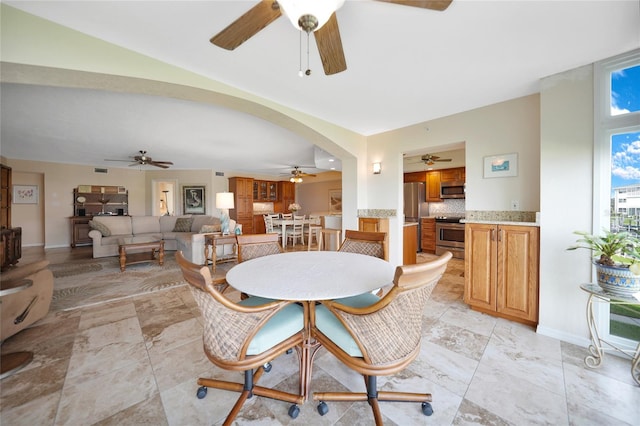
[287, 215, 306, 246]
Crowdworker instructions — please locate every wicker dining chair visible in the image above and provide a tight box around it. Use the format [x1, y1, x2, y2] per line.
[338, 229, 386, 260]
[236, 233, 282, 263]
[236, 233, 283, 300]
[176, 252, 305, 424]
[311, 251, 453, 424]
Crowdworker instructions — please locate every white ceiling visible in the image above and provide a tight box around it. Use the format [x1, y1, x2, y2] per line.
[2, 1, 639, 175]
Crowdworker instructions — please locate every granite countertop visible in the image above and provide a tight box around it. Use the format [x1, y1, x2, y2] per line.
[461, 219, 540, 227]
[403, 222, 418, 227]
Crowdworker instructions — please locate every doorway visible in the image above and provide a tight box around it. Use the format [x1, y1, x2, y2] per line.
[152, 179, 177, 216]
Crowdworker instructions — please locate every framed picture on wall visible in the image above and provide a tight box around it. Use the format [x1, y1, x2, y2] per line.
[183, 185, 206, 214]
[13, 185, 39, 204]
[483, 153, 518, 178]
[329, 189, 342, 214]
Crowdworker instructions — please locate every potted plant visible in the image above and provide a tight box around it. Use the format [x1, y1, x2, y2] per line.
[568, 229, 640, 296]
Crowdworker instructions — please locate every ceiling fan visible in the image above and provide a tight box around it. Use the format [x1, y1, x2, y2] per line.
[421, 154, 452, 166]
[105, 150, 174, 169]
[282, 166, 316, 183]
[210, 0, 453, 75]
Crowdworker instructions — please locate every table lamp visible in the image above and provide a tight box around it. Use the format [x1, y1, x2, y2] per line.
[216, 192, 235, 235]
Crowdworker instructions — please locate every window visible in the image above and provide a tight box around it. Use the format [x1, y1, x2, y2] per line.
[595, 49, 640, 346]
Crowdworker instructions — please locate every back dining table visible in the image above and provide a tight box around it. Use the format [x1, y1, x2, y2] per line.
[271, 217, 312, 248]
[225, 251, 395, 400]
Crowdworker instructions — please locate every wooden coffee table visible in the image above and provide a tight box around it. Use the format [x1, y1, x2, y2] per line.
[118, 237, 165, 272]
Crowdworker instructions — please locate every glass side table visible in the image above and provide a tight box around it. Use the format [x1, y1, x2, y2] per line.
[579, 283, 640, 385]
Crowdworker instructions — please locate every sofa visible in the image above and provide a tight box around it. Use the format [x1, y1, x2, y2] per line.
[87, 215, 240, 264]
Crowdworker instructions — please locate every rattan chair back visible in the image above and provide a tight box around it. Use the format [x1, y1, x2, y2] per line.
[338, 230, 386, 259]
[236, 233, 283, 263]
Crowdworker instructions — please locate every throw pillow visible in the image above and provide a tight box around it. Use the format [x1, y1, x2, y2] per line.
[199, 224, 221, 234]
[88, 220, 112, 237]
[173, 217, 194, 232]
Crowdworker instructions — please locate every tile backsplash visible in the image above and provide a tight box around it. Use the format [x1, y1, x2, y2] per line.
[428, 199, 466, 216]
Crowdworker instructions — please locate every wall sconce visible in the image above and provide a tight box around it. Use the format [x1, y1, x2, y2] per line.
[373, 162, 382, 174]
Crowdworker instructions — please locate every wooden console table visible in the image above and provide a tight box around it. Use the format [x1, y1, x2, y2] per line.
[203, 234, 237, 272]
[580, 283, 640, 385]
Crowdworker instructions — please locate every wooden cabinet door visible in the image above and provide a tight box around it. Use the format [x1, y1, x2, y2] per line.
[497, 225, 539, 322]
[359, 217, 380, 232]
[1, 165, 11, 229]
[464, 223, 497, 311]
[426, 171, 442, 202]
[404, 171, 426, 183]
[254, 215, 266, 234]
[421, 218, 436, 253]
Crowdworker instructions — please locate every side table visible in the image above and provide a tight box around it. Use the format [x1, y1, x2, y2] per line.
[203, 233, 238, 272]
[579, 283, 640, 385]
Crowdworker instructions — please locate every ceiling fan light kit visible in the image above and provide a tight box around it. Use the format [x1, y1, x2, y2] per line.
[210, 0, 452, 76]
[278, 0, 345, 32]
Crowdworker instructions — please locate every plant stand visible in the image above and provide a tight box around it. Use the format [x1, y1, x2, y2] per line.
[580, 283, 640, 385]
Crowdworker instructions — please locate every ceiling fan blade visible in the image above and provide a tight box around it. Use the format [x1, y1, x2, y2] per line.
[436, 159, 452, 162]
[210, 0, 282, 50]
[105, 159, 132, 162]
[314, 13, 347, 75]
[375, 0, 453, 11]
[149, 162, 171, 169]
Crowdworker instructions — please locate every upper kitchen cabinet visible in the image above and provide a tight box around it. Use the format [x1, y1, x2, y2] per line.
[426, 167, 466, 202]
[404, 171, 426, 183]
[253, 180, 278, 201]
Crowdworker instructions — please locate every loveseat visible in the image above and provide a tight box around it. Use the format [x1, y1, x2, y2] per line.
[87, 215, 240, 264]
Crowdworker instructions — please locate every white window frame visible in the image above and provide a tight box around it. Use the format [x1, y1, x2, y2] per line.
[593, 48, 640, 351]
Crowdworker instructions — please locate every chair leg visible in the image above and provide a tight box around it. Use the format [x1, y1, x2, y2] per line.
[313, 375, 432, 424]
[197, 365, 303, 425]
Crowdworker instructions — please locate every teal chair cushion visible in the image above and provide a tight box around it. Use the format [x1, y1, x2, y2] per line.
[315, 293, 380, 357]
[239, 297, 304, 355]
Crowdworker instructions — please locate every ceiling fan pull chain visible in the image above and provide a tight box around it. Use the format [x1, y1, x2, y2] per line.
[305, 30, 311, 76]
[298, 30, 303, 77]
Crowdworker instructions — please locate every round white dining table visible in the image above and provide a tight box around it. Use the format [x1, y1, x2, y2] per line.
[225, 251, 395, 301]
[226, 251, 395, 401]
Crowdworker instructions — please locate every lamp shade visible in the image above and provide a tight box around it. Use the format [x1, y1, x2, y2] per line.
[216, 192, 235, 209]
[278, 0, 345, 31]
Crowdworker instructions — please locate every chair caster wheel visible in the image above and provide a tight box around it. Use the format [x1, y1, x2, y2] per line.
[422, 401, 433, 416]
[288, 404, 300, 419]
[263, 362, 272, 373]
[317, 401, 329, 416]
[196, 386, 208, 399]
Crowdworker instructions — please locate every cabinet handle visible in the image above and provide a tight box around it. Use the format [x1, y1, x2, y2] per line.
[498, 228, 502, 242]
[491, 228, 495, 241]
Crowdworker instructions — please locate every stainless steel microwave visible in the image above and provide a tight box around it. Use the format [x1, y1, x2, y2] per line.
[440, 181, 465, 199]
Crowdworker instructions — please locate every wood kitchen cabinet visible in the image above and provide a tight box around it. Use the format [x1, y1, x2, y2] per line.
[278, 181, 295, 213]
[403, 223, 418, 265]
[425, 167, 466, 202]
[464, 223, 539, 325]
[404, 171, 426, 183]
[421, 217, 436, 254]
[358, 217, 389, 260]
[426, 171, 442, 202]
[253, 180, 278, 201]
[229, 177, 254, 234]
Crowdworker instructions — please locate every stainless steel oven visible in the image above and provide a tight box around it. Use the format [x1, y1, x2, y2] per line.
[435, 217, 465, 259]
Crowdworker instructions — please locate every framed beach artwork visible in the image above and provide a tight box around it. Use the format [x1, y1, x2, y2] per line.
[329, 189, 342, 214]
[183, 185, 206, 215]
[13, 185, 39, 204]
[483, 153, 518, 178]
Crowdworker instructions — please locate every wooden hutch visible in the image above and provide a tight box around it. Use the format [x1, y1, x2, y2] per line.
[1, 164, 21, 269]
[70, 185, 128, 247]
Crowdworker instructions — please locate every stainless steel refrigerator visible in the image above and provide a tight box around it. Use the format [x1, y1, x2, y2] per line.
[404, 182, 428, 251]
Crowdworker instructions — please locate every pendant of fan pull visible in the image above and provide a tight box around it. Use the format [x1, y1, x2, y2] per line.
[210, 0, 452, 76]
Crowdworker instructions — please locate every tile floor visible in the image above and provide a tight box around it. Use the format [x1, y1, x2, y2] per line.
[1, 246, 639, 425]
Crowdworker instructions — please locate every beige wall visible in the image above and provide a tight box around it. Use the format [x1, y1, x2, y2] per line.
[11, 170, 44, 246]
[537, 65, 594, 345]
[297, 179, 342, 217]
